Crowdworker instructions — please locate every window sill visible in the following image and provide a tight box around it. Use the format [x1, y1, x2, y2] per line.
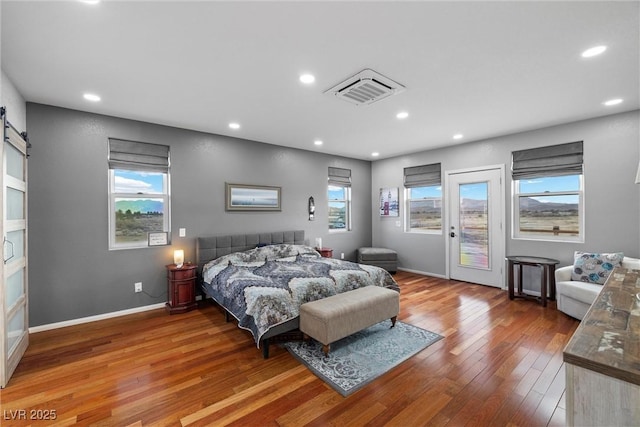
[511, 235, 584, 244]
[405, 229, 442, 235]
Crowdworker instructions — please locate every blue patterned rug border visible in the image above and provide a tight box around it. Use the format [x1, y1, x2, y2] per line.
[284, 321, 443, 397]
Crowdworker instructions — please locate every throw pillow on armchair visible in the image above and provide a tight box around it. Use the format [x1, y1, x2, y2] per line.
[570, 251, 624, 285]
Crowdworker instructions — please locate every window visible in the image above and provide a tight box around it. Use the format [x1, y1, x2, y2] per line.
[512, 141, 583, 241]
[108, 138, 170, 249]
[328, 167, 351, 231]
[404, 163, 442, 233]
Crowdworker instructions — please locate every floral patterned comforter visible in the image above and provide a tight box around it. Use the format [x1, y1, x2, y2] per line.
[202, 244, 400, 347]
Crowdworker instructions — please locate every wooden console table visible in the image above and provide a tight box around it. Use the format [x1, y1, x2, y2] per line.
[563, 266, 640, 426]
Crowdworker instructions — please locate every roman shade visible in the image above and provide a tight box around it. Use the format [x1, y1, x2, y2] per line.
[328, 167, 351, 187]
[511, 141, 583, 180]
[404, 163, 441, 187]
[108, 138, 170, 173]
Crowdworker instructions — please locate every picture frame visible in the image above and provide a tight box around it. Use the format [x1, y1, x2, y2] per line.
[379, 187, 399, 217]
[226, 183, 282, 211]
[148, 231, 168, 246]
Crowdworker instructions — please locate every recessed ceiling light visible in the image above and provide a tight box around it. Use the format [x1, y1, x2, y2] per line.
[228, 122, 241, 130]
[371, 152, 380, 157]
[453, 133, 464, 140]
[603, 98, 623, 106]
[83, 93, 101, 102]
[581, 45, 607, 58]
[396, 111, 409, 119]
[314, 140, 323, 146]
[79, 0, 100, 4]
[300, 74, 315, 84]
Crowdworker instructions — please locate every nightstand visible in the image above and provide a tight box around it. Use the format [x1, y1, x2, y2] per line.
[318, 247, 333, 258]
[165, 263, 197, 314]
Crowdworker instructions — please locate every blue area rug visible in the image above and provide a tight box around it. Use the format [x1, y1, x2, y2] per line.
[283, 321, 443, 396]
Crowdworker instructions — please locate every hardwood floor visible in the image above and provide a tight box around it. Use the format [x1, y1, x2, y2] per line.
[1, 271, 579, 426]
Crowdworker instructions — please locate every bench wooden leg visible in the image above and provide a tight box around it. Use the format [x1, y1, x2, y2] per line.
[322, 344, 330, 356]
[390, 316, 397, 328]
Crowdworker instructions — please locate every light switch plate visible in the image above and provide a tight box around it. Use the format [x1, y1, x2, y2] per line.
[179, 228, 186, 237]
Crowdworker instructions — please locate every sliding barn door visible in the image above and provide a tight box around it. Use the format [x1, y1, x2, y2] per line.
[1, 108, 29, 388]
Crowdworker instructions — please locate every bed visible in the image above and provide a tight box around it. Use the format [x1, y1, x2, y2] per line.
[196, 230, 400, 358]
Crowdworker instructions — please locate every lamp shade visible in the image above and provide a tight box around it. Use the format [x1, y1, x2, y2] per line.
[174, 249, 184, 267]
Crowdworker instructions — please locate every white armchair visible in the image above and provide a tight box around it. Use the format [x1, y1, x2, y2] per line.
[555, 256, 640, 320]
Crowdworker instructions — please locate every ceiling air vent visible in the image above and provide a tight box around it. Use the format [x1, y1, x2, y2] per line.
[324, 69, 405, 106]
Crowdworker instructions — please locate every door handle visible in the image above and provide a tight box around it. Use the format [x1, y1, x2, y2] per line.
[3, 237, 14, 263]
[450, 231, 456, 238]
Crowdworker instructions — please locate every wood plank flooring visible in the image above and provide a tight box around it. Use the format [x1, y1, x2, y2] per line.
[1, 272, 579, 426]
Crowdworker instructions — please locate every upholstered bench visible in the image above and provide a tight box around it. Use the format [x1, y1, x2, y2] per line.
[299, 285, 400, 355]
[357, 247, 397, 273]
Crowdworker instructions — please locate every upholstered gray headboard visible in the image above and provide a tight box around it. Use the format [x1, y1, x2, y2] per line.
[196, 230, 305, 276]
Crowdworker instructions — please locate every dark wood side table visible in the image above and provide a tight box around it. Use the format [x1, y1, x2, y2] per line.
[506, 255, 559, 307]
[317, 247, 333, 258]
[166, 263, 197, 314]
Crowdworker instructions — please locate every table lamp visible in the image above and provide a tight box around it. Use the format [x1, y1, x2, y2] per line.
[174, 249, 184, 268]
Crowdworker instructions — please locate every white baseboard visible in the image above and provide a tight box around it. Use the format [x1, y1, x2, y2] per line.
[397, 267, 447, 279]
[29, 302, 167, 333]
[397, 268, 508, 290]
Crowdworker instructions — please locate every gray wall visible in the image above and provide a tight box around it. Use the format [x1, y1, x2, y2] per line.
[26, 103, 372, 326]
[22, 103, 640, 326]
[372, 110, 640, 276]
[1, 69, 27, 132]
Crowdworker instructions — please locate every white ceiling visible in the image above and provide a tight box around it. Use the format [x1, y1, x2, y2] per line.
[2, 1, 639, 161]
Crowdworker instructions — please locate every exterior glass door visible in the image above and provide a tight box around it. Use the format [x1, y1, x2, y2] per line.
[1, 115, 29, 388]
[448, 167, 504, 288]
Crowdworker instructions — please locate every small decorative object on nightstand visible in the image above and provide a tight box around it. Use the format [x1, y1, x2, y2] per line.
[318, 247, 333, 258]
[166, 263, 197, 314]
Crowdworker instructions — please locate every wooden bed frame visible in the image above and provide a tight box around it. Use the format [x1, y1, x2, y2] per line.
[196, 230, 306, 358]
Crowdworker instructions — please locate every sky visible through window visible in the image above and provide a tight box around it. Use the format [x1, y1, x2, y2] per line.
[518, 175, 580, 203]
[115, 170, 163, 194]
[410, 186, 441, 198]
[408, 176, 578, 202]
[456, 175, 579, 203]
[460, 182, 487, 200]
[328, 186, 347, 199]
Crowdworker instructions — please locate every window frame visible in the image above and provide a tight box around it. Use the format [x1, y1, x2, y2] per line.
[108, 169, 171, 250]
[328, 184, 351, 232]
[107, 137, 171, 250]
[403, 162, 442, 234]
[404, 185, 443, 234]
[512, 174, 584, 243]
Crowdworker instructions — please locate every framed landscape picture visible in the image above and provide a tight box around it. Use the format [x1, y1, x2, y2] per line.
[379, 187, 399, 217]
[225, 183, 281, 211]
